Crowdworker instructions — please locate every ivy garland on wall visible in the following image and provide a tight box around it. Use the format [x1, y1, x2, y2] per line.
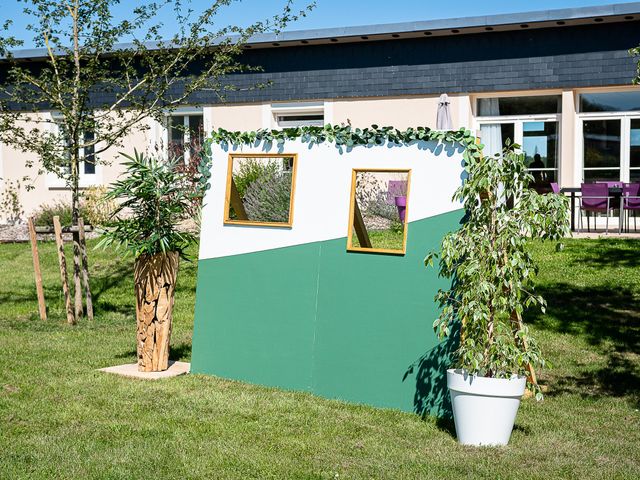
[208, 123, 484, 164]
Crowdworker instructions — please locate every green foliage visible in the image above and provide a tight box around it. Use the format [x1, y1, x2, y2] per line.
[233, 158, 281, 198]
[210, 123, 474, 150]
[0, 0, 315, 221]
[426, 143, 570, 399]
[32, 199, 88, 227]
[97, 151, 205, 259]
[243, 171, 292, 222]
[631, 45, 640, 84]
[82, 186, 117, 227]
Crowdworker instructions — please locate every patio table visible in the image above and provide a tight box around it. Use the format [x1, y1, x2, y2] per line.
[560, 186, 623, 232]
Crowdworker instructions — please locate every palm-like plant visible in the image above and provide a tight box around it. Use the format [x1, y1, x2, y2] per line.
[98, 151, 204, 258]
[99, 150, 210, 372]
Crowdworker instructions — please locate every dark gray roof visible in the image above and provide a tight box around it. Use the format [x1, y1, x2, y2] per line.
[8, 1, 640, 59]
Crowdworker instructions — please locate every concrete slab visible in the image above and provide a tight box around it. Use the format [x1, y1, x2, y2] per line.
[99, 361, 190, 380]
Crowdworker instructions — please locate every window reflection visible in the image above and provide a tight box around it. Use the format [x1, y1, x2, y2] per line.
[478, 96, 561, 116]
[523, 121, 558, 188]
[580, 92, 640, 113]
[583, 119, 621, 182]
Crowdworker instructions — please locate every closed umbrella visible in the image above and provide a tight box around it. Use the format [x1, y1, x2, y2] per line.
[436, 93, 453, 130]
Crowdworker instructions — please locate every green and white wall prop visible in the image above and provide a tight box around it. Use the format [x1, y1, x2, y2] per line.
[191, 125, 480, 416]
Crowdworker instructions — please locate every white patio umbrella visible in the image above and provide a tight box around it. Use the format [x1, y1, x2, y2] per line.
[436, 93, 453, 130]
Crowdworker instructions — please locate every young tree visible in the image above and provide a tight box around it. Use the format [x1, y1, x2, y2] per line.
[0, 0, 313, 323]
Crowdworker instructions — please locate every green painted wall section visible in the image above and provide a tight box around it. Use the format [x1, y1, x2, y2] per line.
[191, 209, 462, 416]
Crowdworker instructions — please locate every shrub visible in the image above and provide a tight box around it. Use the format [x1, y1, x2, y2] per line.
[33, 200, 87, 227]
[0, 180, 24, 225]
[356, 172, 398, 223]
[82, 186, 117, 227]
[243, 172, 292, 223]
[234, 158, 280, 198]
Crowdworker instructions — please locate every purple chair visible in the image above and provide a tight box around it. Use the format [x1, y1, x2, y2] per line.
[622, 183, 640, 232]
[550, 182, 560, 194]
[580, 183, 614, 233]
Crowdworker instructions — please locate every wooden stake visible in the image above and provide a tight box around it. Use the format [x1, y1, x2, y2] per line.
[53, 215, 75, 325]
[27, 217, 47, 321]
[72, 229, 84, 320]
[77, 217, 93, 321]
[352, 199, 372, 248]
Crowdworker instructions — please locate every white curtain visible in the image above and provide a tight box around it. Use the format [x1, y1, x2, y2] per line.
[479, 98, 502, 157]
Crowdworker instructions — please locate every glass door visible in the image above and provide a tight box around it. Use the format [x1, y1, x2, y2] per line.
[522, 121, 558, 189]
[582, 119, 622, 182]
[631, 119, 640, 182]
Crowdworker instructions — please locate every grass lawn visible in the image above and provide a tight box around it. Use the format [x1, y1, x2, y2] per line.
[0, 238, 639, 479]
[351, 228, 404, 251]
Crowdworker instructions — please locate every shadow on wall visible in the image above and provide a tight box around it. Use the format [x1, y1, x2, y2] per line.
[403, 326, 459, 420]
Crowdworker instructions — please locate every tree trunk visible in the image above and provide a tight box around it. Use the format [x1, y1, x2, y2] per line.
[134, 252, 179, 372]
[70, 154, 83, 320]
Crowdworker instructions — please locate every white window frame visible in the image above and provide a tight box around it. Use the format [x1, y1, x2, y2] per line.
[476, 113, 562, 180]
[163, 107, 204, 164]
[577, 109, 640, 184]
[46, 112, 101, 189]
[266, 102, 329, 129]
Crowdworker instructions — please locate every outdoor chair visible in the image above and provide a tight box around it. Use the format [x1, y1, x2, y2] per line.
[622, 182, 640, 233]
[550, 182, 560, 194]
[579, 182, 614, 233]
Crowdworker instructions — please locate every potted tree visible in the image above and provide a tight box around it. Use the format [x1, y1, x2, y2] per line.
[99, 150, 210, 372]
[426, 142, 570, 446]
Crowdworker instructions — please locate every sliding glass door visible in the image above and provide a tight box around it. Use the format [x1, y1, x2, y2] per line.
[583, 119, 621, 181]
[581, 117, 640, 183]
[631, 119, 640, 182]
[478, 119, 559, 190]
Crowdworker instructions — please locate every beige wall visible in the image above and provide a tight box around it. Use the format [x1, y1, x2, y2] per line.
[0, 112, 152, 222]
[3, 86, 639, 223]
[208, 104, 264, 131]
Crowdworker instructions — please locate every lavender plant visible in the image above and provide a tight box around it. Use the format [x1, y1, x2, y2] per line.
[243, 172, 292, 223]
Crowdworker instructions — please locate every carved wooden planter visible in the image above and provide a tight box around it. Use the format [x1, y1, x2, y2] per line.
[134, 251, 179, 372]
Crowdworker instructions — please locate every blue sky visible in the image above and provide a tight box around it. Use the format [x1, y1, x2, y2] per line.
[2, 0, 638, 49]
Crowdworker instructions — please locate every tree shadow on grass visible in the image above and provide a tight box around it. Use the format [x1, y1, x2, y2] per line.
[566, 239, 640, 269]
[526, 282, 639, 408]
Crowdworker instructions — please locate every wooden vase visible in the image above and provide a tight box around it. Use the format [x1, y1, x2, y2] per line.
[134, 251, 179, 372]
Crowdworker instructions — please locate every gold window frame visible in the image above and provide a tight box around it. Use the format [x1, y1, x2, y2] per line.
[223, 153, 298, 228]
[346, 168, 412, 255]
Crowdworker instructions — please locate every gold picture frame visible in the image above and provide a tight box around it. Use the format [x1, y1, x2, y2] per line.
[346, 168, 412, 255]
[223, 153, 298, 228]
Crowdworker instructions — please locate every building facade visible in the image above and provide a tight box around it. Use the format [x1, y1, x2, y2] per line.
[1, 2, 640, 222]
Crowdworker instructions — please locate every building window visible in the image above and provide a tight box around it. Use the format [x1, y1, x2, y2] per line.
[223, 154, 297, 227]
[477, 96, 560, 191]
[167, 112, 204, 163]
[47, 113, 98, 187]
[270, 102, 325, 128]
[579, 91, 640, 113]
[347, 169, 411, 255]
[579, 92, 640, 183]
[583, 119, 621, 182]
[477, 96, 562, 117]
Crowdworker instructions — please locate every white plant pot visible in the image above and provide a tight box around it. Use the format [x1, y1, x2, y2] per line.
[447, 368, 526, 446]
